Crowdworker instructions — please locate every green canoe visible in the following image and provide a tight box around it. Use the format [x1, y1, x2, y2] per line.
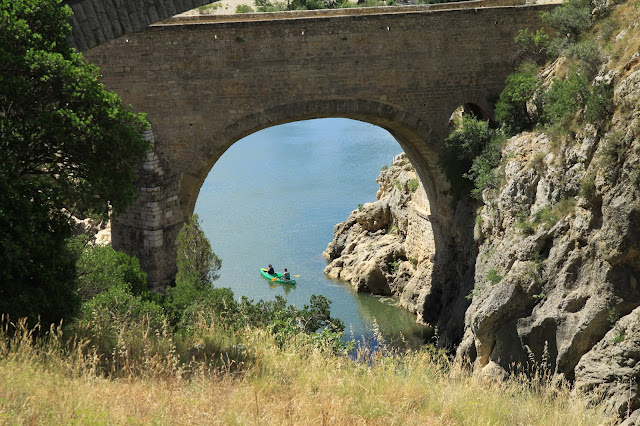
[261, 268, 296, 285]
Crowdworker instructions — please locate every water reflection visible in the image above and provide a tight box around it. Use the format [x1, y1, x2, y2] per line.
[348, 286, 433, 350]
[267, 281, 295, 296]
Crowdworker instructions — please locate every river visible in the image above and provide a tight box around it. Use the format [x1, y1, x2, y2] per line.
[194, 118, 431, 348]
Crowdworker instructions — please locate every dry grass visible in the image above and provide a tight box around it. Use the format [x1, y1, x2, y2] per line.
[599, 0, 640, 73]
[0, 318, 616, 425]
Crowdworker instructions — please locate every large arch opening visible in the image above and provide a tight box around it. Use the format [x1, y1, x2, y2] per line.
[178, 99, 452, 221]
[107, 99, 467, 344]
[191, 117, 436, 346]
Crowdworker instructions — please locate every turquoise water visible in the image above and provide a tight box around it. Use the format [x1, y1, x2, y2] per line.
[194, 118, 430, 347]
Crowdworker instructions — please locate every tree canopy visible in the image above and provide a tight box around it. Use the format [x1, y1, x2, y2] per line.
[0, 0, 150, 326]
[165, 214, 222, 322]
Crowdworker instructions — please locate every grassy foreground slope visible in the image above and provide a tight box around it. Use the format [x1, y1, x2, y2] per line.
[0, 319, 612, 424]
[3, 0, 637, 423]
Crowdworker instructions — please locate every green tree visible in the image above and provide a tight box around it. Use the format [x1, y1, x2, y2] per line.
[441, 115, 493, 198]
[75, 241, 148, 301]
[0, 175, 79, 325]
[165, 214, 222, 322]
[175, 214, 221, 287]
[0, 0, 150, 326]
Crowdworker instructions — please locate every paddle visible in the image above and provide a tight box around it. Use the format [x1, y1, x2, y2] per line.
[272, 274, 298, 281]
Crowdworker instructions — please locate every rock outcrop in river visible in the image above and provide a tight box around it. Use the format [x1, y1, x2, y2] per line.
[323, 153, 436, 311]
[324, 0, 640, 419]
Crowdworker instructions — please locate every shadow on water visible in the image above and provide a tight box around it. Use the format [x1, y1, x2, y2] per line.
[267, 281, 295, 296]
[341, 287, 434, 353]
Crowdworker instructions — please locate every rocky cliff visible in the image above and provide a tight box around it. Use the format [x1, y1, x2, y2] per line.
[323, 153, 437, 312]
[324, 0, 640, 419]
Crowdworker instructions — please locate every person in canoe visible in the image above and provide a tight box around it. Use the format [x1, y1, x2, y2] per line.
[267, 264, 275, 275]
[282, 268, 291, 280]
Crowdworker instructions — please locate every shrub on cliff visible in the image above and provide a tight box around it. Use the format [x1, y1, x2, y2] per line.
[567, 40, 602, 78]
[464, 133, 506, 199]
[441, 115, 505, 199]
[494, 62, 543, 136]
[541, 0, 593, 57]
[515, 28, 550, 65]
[584, 82, 614, 127]
[0, 0, 149, 327]
[441, 115, 493, 198]
[540, 72, 590, 127]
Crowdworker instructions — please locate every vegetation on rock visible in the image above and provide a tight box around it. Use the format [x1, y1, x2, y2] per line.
[455, 0, 640, 421]
[325, 0, 640, 421]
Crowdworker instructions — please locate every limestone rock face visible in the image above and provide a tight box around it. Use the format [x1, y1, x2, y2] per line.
[323, 153, 436, 305]
[72, 216, 112, 246]
[574, 306, 640, 419]
[457, 57, 640, 418]
[323, 5, 640, 417]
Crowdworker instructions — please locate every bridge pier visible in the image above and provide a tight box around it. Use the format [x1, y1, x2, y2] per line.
[111, 129, 185, 291]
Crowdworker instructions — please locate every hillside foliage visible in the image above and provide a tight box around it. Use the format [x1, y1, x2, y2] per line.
[441, 0, 616, 200]
[0, 0, 149, 327]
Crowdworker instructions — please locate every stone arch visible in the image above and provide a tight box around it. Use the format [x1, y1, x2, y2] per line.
[180, 99, 452, 225]
[119, 99, 457, 291]
[172, 100, 454, 319]
[444, 90, 495, 123]
[62, 0, 214, 51]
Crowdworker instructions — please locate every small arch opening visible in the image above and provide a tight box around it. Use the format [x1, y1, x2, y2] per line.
[448, 102, 488, 129]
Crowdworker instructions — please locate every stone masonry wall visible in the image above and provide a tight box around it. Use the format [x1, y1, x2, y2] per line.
[63, 0, 213, 51]
[406, 201, 435, 264]
[83, 5, 554, 289]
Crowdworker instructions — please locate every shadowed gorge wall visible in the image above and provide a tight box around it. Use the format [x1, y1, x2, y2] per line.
[82, 5, 554, 291]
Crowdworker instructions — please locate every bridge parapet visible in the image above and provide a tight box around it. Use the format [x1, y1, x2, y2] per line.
[65, 0, 559, 50]
[62, 0, 213, 50]
[160, 0, 533, 25]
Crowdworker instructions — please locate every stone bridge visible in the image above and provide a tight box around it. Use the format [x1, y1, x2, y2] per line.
[80, 2, 555, 291]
